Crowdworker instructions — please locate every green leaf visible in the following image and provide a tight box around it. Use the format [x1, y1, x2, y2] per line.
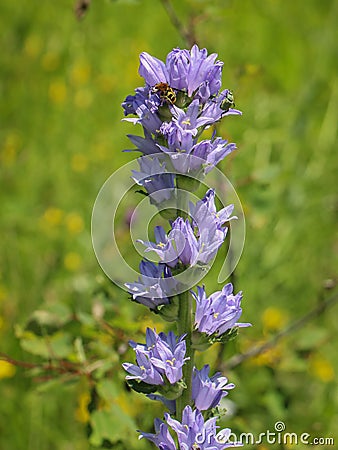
[20, 331, 73, 358]
[96, 379, 120, 400]
[89, 406, 137, 447]
[296, 327, 329, 350]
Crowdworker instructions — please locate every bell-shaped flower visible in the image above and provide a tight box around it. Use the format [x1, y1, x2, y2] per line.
[186, 45, 223, 97]
[192, 365, 235, 411]
[138, 45, 223, 99]
[126, 129, 160, 155]
[193, 284, 251, 336]
[138, 226, 180, 267]
[125, 260, 175, 310]
[191, 188, 237, 232]
[122, 350, 164, 385]
[149, 332, 188, 384]
[132, 156, 175, 205]
[123, 100, 163, 134]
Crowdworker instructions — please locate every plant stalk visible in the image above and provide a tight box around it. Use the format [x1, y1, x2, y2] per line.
[176, 288, 194, 419]
[175, 178, 195, 419]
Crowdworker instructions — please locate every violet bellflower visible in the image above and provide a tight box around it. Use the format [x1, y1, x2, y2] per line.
[126, 129, 160, 155]
[131, 156, 175, 205]
[120, 44, 248, 449]
[138, 217, 218, 268]
[137, 225, 180, 268]
[157, 112, 237, 175]
[139, 405, 242, 449]
[148, 364, 235, 413]
[190, 188, 237, 232]
[125, 260, 175, 310]
[123, 328, 188, 385]
[122, 44, 241, 177]
[123, 99, 163, 134]
[192, 365, 235, 411]
[139, 45, 224, 100]
[138, 189, 235, 267]
[193, 284, 251, 337]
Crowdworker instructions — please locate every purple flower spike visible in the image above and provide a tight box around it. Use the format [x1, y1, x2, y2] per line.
[192, 365, 235, 411]
[140, 405, 242, 449]
[193, 284, 251, 336]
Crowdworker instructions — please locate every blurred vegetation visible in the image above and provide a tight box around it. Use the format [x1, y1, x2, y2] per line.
[0, 0, 337, 449]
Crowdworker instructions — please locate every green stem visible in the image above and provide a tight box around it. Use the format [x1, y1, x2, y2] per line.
[176, 289, 195, 419]
[174, 176, 195, 419]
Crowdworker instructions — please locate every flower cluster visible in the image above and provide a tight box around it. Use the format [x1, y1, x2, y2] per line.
[123, 328, 188, 386]
[193, 284, 251, 337]
[121, 45, 248, 449]
[140, 406, 242, 449]
[123, 44, 241, 179]
[137, 188, 235, 269]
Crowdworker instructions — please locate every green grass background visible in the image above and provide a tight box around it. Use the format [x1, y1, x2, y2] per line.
[0, 0, 337, 449]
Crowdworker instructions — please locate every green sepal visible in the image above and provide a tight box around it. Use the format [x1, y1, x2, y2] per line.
[175, 90, 192, 109]
[126, 379, 157, 395]
[191, 330, 212, 351]
[192, 327, 239, 351]
[157, 105, 173, 122]
[135, 189, 148, 196]
[157, 380, 186, 400]
[212, 327, 239, 344]
[204, 406, 227, 420]
[157, 296, 179, 322]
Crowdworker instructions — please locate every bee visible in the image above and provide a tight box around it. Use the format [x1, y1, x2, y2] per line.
[220, 90, 235, 113]
[151, 82, 177, 105]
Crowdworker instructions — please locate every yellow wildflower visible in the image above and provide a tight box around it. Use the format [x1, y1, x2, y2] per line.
[41, 52, 60, 72]
[309, 353, 334, 383]
[49, 79, 67, 105]
[64, 252, 82, 271]
[42, 207, 64, 227]
[0, 361, 16, 379]
[262, 307, 288, 332]
[71, 153, 88, 172]
[23, 34, 42, 59]
[65, 212, 84, 235]
[75, 391, 90, 423]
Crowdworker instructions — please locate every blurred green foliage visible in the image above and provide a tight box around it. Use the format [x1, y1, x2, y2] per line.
[0, 0, 337, 449]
